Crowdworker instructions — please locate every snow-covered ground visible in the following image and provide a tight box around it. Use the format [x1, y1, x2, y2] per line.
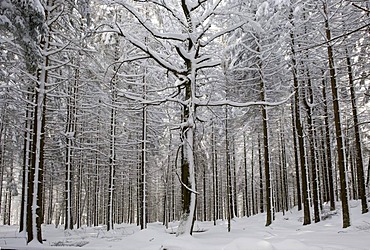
[0, 201, 369, 250]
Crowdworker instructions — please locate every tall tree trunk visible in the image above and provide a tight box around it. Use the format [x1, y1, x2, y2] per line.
[65, 60, 79, 230]
[324, 2, 350, 228]
[289, 28, 310, 225]
[212, 123, 218, 225]
[177, 0, 197, 236]
[346, 50, 368, 214]
[322, 78, 336, 211]
[366, 156, 370, 188]
[260, 76, 272, 227]
[202, 162, 207, 221]
[107, 99, 116, 231]
[20, 90, 33, 233]
[225, 107, 233, 231]
[304, 76, 320, 223]
[64, 86, 74, 231]
[258, 133, 264, 214]
[243, 133, 250, 217]
[251, 139, 256, 215]
[107, 38, 120, 231]
[280, 119, 289, 214]
[289, 7, 312, 223]
[0, 121, 4, 219]
[27, 36, 49, 243]
[140, 87, 148, 229]
[291, 99, 302, 211]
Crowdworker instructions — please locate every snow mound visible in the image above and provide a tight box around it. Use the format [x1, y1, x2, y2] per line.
[273, 239, 321, 250]
[222, 238, 275, 250]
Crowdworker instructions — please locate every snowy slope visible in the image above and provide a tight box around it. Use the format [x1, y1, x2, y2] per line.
[0, 200, 369, 250]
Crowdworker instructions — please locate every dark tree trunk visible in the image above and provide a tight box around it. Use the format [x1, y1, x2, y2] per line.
[322, 78, 336, 211]
[324, 4, 350, 227]
[289, 13, 310, 224]
[291, 100, 302, 211]
[260, 79, 272, 227]
[212, 123, 218, 225]
[20, 90, 33, 233]
[258, 134, 264, 214]
[225, 107, 233, 231]
[304, 76, 320, 223]
[346, 51, 368, 214]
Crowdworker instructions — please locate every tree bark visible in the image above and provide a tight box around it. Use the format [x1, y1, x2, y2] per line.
[20, 90, 33, 233]
[324, 2, 350, 228]
[304, 75, 320, 223]
[322, 78, 336, 211]
[346, 51, 368, 214]
[290, 28, 311, 225]
[258, 133, 264, 214]
[260, 75, 272, 227]
[225, 107, 233, 231]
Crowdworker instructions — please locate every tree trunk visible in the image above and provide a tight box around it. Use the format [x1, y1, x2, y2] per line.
[322, 78, 336, 211]
[251, 139, 256, 215]
[212, 123, 218, 225]
[176, 0, 197, 236]
[289, 19, 311, 225]
[27, 43, 48, 244]
[324, 2, 350, 228]
[304, 76, 320, 223]
[260, 76, 272, 227]
[232, 137, 238, 218]
[225, 107, 233, 231]
[258, 133, 264, 214]
[20, 90, 33, 233]
[346, 50, 368, 214]
[243, 133, 250, 217]
[291, 99, 302, 211]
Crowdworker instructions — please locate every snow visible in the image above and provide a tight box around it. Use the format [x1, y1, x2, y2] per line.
[256, 2, 270, 18]
[0, 201, 370, 249]
[293, 5, 301, 17]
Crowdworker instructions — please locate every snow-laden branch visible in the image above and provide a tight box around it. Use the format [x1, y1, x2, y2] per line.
[196, 0, 223, 27]
[296, 23, 370, 52]
[146, 0, 187, 27]
[105, 55, 150, 82]
[187, 0, 208, 12]
[114, 0, 188, 42]
[176, 172, 199, 195]
[200, 21, 245, 47]
[196, 59, 221, 70]
[46, 7, 63, 27]
[117, 90, 188, 106]
[113, 24, 187, 76]
[44, 59, 71, 71]
[43, 41, 71, 57]
[195, 92, 294, 107]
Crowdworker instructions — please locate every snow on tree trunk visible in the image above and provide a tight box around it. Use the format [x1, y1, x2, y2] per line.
[28, 38, 48, 245]
[177, 62, 197, 236]
[141, 72, 148, 230]
[20, 94, 33, 234]
[100, 0, 269, 235]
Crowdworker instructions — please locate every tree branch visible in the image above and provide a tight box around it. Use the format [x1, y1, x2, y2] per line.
[296, 22, 370, 52]
[196, 92, 294, 107]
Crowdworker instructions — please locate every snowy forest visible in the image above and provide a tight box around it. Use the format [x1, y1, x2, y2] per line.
[0, 0, 370, 248]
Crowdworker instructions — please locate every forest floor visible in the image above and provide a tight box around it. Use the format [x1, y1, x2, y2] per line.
[0, 200, 369, 249]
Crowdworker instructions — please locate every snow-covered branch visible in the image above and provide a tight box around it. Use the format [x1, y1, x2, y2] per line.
[200, 21, 245, 47]
[176, 172, 199, 195]
[195, 92, 294, 107]
[114, 1, 188, 42]
[197, 0, 223, 26]
[113, 24, 187, 76]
